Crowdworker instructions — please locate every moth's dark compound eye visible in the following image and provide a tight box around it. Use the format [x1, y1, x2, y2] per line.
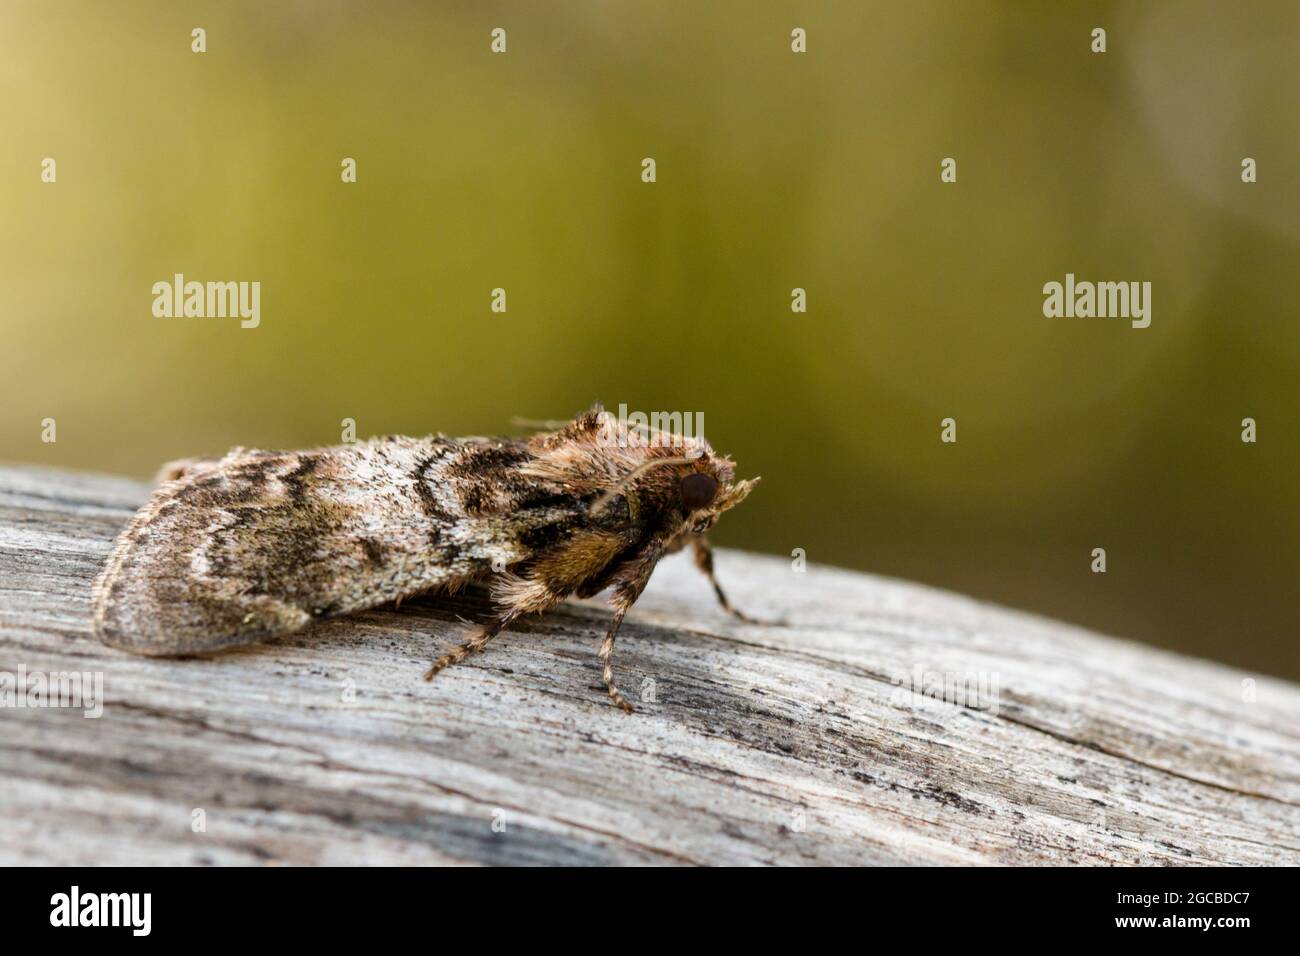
[680, 473, 718, 512]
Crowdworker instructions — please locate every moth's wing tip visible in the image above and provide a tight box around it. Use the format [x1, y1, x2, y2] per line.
[90, 568, 275, 658]
[92, 607, 269, 657]
[89, 590, 199, 657]
[94, 627, 192, 657]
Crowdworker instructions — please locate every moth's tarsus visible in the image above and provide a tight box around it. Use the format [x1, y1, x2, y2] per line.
[597, 608, 636, 714]
[92, 404, 759, 711]
[423, 621, 505, 680]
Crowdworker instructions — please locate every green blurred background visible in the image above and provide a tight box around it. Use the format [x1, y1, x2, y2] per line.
[3, 1, 1297, 678]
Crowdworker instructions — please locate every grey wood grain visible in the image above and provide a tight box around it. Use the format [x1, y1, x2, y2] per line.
[0, 464, 1296, 865]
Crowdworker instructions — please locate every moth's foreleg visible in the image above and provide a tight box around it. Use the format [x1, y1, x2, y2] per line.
[691, 537, 760, 624]
[597, 608, 634, 714]
[423, 619, 506, 680]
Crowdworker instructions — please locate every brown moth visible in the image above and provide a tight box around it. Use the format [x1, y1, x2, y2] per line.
[91, 405, 758, 711]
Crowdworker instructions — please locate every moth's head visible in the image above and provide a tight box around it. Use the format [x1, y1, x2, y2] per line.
[670, 455, 758, 535]
[582, 445, 758, 533]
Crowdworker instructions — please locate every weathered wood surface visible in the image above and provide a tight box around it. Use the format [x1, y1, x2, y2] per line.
[0, 463, 1296, 866]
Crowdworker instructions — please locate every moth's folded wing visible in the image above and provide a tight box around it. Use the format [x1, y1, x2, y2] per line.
[91, 440, 526, 655]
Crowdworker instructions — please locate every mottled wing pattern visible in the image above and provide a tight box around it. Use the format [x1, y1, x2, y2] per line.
[92, 436, 578, 655]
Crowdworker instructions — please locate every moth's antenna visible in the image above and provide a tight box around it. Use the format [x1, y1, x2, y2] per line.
[589, 456, 695, 516]
[511, 415, 568, 432]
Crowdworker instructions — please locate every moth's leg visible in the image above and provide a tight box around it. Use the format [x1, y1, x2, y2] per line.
[597, 542, 663, 713]
[691, 537, 760, 624]
[423, 619, 506, 680]
[598, 608, 634, 714]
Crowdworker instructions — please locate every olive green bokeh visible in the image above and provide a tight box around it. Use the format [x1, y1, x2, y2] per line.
[3, 2, 1297, 678]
